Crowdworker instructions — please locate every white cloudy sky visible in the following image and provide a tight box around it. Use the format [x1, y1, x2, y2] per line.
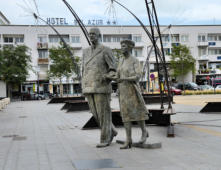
[0, 0, 221, 25]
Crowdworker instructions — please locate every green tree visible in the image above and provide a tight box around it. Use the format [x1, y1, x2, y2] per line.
[0, 45, 31, 98]
[48, 44, 79, 97]
[170, 44, 195, 92]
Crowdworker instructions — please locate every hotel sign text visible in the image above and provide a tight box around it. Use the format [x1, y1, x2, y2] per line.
[46, 17, 117, 26]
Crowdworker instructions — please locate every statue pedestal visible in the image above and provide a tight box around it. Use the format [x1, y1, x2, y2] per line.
[116, 140, 162, 149]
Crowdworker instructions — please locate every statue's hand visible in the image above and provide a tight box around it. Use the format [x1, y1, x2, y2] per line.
[116, 78, 123, 83]
[111, 75, 118, 81]
[105, 71, 117, 80]
[101, 75, 108, 82]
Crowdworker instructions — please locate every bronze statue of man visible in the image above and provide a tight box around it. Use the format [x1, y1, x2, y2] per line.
[82, 27, 117, 148]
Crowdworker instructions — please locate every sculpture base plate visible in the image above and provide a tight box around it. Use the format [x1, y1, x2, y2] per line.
[116, 140, 162, 149]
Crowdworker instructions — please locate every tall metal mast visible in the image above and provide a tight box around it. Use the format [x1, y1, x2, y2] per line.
[145, 0, 173, 113]
[110, 0, 174, 112]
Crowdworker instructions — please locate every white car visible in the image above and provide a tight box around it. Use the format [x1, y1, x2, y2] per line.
[215, 85, 221, 90]
[199, 85, 214, 90]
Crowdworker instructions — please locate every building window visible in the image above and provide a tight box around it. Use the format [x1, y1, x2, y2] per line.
[171, 34, 179, 43]
[198, 47, 207, 56]
[62, 36, 69, 43]
[209, 49, 221, 55]
[133, 48, 142, 57]
[103, 34, 132, 43]
[163, 48, 170, 55]
[4, 37, 13, 43]
[103, 35, 111, 42]
[198, 35, 206, 42]
[71, 36, 80, 43]
[208, 49, 215, 55]
[49, 35, 69, 43]
[112, 36, 121, 42]
[15, 37, 24, 43]
[161, 34, 170, 42]
[122, 35, 132, 40]
[172, 43, 180, 47]
[38, 35, 47, 43]
[217, 56, 221, 60]
[181, 35, 189, 42]
[208, 42, 216, 46]
[133, 35, 142, 42]
[208, 34, 219, 41]
[38, 50, 48, 59]
[49, 36, 59, 43]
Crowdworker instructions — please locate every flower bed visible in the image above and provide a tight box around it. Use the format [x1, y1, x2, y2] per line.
[182, 90, 221, 95]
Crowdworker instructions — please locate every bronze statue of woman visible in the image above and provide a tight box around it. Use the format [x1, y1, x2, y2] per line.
[115, 39, 149, 149]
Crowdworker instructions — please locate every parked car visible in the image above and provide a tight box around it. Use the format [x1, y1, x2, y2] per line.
[176, 82, 200, 90]
[158, 86, 182, 95]
[33, 93, 46, 100]
[215, 85, 221, 90]
[22, 93, 46, 100]
[163, 86, 182, 95]
[199, 85, 214, 90]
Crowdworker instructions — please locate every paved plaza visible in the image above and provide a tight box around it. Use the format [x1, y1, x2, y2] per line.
[0, 95, 221, 170]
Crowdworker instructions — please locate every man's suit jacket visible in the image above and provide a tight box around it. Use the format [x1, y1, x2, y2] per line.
[82, 44, 116, 94]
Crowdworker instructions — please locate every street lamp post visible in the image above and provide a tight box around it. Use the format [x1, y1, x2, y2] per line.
[35, 66, 40, 95]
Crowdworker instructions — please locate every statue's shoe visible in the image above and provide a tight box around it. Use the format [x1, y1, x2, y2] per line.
[109, 130, 118, 144]
[96, 143, 110, 148]
[138, 131, 149, 144]
[120, 141, 132, 149]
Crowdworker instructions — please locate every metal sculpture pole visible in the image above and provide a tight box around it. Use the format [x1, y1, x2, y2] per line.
[62, 0, 91, 46]
[145, 0, 173, 113]
[33, 13, 81, 80]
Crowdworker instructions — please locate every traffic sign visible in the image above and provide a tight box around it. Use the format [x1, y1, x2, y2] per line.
[150, 74, 155, 81]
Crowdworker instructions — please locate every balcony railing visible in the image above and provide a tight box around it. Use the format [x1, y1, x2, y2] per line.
[37, 42, 48, 49]
[197, 42, 208, 46]
[38, 58, 49, 64]
[38, 72, 48, 80]
[198, 55, 209, 61]
[198, 70, 210, 74]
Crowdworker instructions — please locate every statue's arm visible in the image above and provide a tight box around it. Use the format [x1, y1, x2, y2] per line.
[103, 48, 117, 80]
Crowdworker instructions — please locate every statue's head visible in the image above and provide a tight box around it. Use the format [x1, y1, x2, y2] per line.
[120, 39, 135, 54]
[89, 27, 101, 43]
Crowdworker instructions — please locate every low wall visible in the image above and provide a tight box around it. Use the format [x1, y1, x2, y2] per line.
[0, 81, 6, 98]
[0, 98, 10, 110]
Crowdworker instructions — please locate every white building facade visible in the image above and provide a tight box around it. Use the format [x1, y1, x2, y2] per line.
[1, 24, 221, 95]
[0, 12, 10, 97]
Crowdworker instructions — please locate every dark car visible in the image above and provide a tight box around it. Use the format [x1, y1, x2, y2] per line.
[22, 93, 46, 100]
[176, 82, 200, 90]
[32, 93, 46, 100]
